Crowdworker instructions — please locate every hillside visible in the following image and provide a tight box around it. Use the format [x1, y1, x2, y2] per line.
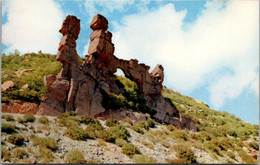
[1, 52, 259, 164]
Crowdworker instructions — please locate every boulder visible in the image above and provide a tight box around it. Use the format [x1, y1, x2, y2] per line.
[90, 14, 108, 31]
[1, 81, 15, 91]
[1, 100, 38, 114]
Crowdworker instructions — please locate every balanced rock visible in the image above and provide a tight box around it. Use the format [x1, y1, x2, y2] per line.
[38, 14, 197, 132]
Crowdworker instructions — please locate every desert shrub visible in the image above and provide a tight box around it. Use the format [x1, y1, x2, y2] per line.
[38, 116, 49, 124]
[18, 114, 35, 123]
[133, 154, 157, 164]
[57, 111, 76, 119]
[146, 118, 155, 128]
[226, 151, 235, 159]
[171, 144, 196, 164]
[131, 124, 144, 134]
[7, 134, 24, 146]
[167, 125, 176, 132]
[39, 146, 53, 163]
[105, 118, 119, 127]
[81, 116, 103, 130]
[32, 136, 57, 150]
[237, 149, 257, 164]
[66, 149, 86, 164]
[249, 142, 259, 150]
[203, 141, 223, 157]
[3, 114, 15, 121]
[170, 130, 189, 142]
[115, 138, 128, 147]
[58, 117, 79, 127]
[1, 146, 11, 161]
[100, 125, 130, 143]
[121, 143, 140, 157]
[1, 122, 16, 134]
[168, 158, 187, 164]
[12, 148, 28, 159]
[65, 126, 89, 140]
[85, 125, 102, 139]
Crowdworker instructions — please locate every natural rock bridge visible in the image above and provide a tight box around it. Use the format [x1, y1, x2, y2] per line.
[37, 14, 196, 131]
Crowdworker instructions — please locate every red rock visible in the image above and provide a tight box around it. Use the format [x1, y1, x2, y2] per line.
[37, 14, 196, 132]
[90, 14, 108, 31]
[1, 100, 38, 114]
[44, 75, 56, 87]
[1, 81, 15, 91]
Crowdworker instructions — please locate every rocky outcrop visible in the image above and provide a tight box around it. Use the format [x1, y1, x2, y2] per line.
[1, 81, 15, 91]
[2, 100, 39, 114]
[37, 14, 197, 131]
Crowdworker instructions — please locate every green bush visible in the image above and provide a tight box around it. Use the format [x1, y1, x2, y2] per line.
[7, 134, 24, 146]
[249, 142, 259, 150]
[12, 148, 28, 159]
[133, 154, 157, 164]
[57, 111, 76, 119]
[171, 144, 196, 164]
[100, 125, 130, 143]
[203, 141, 223, 157]
[85, 125, 102, 139]
[81, 116, 103, 130]
[32, 136, 58, 150]
[39, 146, 53, 163]
[66, 149, 86, 164]
[121, 143, 140, 158]
[131, 124, 144, 134]
[146, 118, 155, 128]
[115, 138, 128, 147]
[3, 114, 15, 121]
[18, 114, 36, 123]
[39, 116, 49, 124]
[226, 151, 235, 159]
[1, 122, 16, 134]
[65, 126, 89, 140]
[105, 118, 119, 127]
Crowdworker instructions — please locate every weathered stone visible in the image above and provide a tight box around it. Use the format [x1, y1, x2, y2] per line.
[21, 84, 29, 90]
[90, 14, 108, 31]
[38, 14, 196, 132]
[44, 75, 56, 87]
[15, 69, 33, 77]
[1, 81, 15, 91]
[1, 100, 38, 114]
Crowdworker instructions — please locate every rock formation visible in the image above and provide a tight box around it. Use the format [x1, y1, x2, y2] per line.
[37, 14, 197, 131]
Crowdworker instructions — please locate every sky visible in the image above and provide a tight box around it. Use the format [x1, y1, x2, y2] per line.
[1, 0, 259, 124]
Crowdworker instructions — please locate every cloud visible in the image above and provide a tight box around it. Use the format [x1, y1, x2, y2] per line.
[2, 0, 64, 54]
[111, 1, 259, 108]
[84, 0, 135, 18]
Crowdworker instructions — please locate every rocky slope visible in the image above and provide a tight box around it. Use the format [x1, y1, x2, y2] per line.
[1, 112, 258, 164]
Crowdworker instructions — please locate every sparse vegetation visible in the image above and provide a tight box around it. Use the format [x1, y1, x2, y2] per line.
[121, 143, 140, 158]
[133, 154, 157, 164]
[1, 122, 16, 134]
[171, 144, 196, 164]
[18, 114, 36, 123]
[66, 149, 86, 164]
[38, 116, 49, 124]
[2, 114, 15, 121]
[65, 126, 89, 140]
[7, 134, 24, 146]
[100, 125, 130, 143]
[12, 148, 28, 159]
[31, 136, 58, 150]
[105, 118, 119, 127]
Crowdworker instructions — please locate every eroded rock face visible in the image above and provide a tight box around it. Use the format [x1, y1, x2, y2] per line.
[38, 14, 197, 131]
[2, 100, 39, 114]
